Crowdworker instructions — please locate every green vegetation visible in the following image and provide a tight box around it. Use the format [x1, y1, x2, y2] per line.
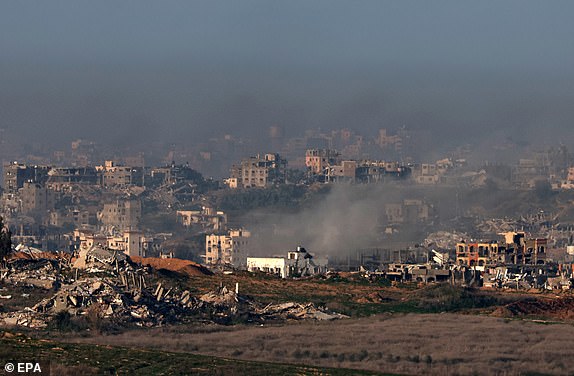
[0, 216, 12, 262]
[413, 284, 500, 312]
[215, 185, 308, 211]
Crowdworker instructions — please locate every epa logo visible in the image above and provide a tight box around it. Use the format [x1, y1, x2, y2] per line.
[4, 362, 43, 373]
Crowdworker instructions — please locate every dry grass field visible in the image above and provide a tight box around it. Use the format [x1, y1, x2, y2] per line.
[68, 312, 574, 375]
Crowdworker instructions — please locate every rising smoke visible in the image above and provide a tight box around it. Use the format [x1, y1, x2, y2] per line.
[246, 184, 407, 257]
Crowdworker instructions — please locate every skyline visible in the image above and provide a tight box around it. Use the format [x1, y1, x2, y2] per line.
[1, 1, 574, 149]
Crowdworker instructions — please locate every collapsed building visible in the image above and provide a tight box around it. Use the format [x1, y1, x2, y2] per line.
[0, 247, 346, 329]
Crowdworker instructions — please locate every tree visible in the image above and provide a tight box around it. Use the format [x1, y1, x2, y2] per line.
[0, 216, 12, 262]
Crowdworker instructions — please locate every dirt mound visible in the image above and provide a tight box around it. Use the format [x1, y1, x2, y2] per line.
[495, 297, 574, 320]
[130, 256, 212, 277]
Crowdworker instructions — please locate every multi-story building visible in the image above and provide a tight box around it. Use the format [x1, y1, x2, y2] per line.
[99, 199, 142, 232]
[227, 154, 286, 189]
[326, 160, 357, 183]
[20, 182, 57, 216]
[456, 231, 547, 268]
[46, 167, 99, 189]
[385, 199, 431, 224]
[48, 207, 98, 230]
[150, 162, 204, 186]
[305, 149, 341, 176]
[3, 163, 50, 194]
[176, 206, 227, 231]
[96, 160, 143, 187]
[204, 229, 251, 267]
[73, 228, 161, 257]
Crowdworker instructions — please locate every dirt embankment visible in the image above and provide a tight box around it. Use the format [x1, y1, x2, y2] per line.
[492, 295, 574, 320]
[130, 256, 212, 277]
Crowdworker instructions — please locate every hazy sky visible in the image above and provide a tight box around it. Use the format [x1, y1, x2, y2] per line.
[1, 1, 574, 147]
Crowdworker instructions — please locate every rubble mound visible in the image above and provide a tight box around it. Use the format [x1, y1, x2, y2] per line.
[0, 255, 347, 329]
[130, 256, 212, 277]
[425, 231, 469, 250]
[200, 285, 239, 307]
[256, 302, 349, 321]
[494, 297, 574, 320]
[8, 251, 70, 262]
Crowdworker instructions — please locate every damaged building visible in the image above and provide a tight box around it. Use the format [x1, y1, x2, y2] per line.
[456, 231, 547, 269]
[247, 246, 328, 278]
[204, 229, 251, 268]
[176, 206, 227, 232]
[225, 153, 287, 189]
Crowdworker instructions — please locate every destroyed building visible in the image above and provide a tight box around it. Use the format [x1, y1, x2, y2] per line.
[308, 152, 411, 184]
[385, 199, 432, 224]
[96, 160, 144, 187]
[456, 231, 547, 269]
[305, 149, 341, 177]
[3, 162, 50, 195]
[226, 153, 287, 189]
[46, 166, 99, 189]
[176, 206, 227, 232]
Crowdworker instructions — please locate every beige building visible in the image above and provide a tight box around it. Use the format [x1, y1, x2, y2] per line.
[326, 160, 357, 182]
[385, 199, 431, 224]
[176, 207, 227, 231]
[3, 163, 50, 194]
[99, 199, 142, 232]
[456, 232, 547, 268]
[73, 228, 157, 257]
[96, 160, 143, 187]
[204, 229, 251, 267]
[20, 182, 56, 216]
[227, 153, 286, 189]
[305, 149, 341, 175]
[49, 207, 98, 229]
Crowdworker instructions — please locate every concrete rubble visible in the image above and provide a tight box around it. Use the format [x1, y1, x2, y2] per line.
[0, 248, 348, 329]
[256, 302, 349, 321]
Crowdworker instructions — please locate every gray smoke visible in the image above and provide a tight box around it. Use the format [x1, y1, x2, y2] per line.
[246, 184, 405, 257]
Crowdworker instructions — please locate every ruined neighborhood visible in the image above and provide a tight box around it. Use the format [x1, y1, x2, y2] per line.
[4, 1, 574, 374]
[2, 129, 574, 374]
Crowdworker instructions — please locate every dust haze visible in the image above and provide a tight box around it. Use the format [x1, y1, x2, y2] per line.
[2, 1, 574, 160]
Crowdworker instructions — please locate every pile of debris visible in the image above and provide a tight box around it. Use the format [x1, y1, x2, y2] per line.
[424, 231, 468, 250]
[30, 276, 202, 327]
[482, 266, 568, 290]
[256, 302, 349, 321]
[73, 246, 128, 273]
[0, 247, 348, 329]
[2, 259, 62, 289]
[476, 218, 518, 236]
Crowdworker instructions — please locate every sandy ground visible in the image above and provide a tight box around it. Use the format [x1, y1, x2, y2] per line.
[69, 312, 574, 375]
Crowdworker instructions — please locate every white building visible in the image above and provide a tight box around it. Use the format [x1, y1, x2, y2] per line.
[247, 246, 328, 278]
